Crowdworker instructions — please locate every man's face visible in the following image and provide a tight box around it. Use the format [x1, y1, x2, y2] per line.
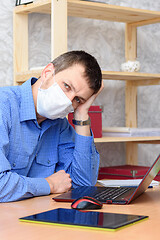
[54, 64, 94, 110]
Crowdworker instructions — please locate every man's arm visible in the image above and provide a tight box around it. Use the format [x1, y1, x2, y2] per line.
[55, 121, 100, 187]
[71, 132, 100, 187]
[52, 83, 104, 188]
[0, 168, 50, 202]
[55, 83, 102, 187]
[0, 156, 72, 202]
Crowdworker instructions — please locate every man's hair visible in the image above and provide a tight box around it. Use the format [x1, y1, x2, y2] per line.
[51, 50, 102, 94]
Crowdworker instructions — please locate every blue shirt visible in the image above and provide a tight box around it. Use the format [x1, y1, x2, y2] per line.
[0, 78, 100, 202]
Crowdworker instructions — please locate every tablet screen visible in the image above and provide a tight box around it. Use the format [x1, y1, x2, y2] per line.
[19, 208, 148, 231]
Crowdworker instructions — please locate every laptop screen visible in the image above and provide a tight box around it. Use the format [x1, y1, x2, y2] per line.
[128, 154, 160, 203]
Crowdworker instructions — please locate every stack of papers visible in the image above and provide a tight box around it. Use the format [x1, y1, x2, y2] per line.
[97, 179, 159, 187]
[103, 127, 160, 137]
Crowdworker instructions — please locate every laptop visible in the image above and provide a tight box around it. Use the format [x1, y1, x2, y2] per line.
[53, 154, 160, 204]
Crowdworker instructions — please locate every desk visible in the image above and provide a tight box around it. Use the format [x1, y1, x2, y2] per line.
[1, 187, 160, 240]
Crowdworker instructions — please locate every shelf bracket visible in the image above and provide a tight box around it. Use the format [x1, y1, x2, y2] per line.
[51, 0, 67, 60]
[13, 12, 28, 85]
[125, 23, 137, 61]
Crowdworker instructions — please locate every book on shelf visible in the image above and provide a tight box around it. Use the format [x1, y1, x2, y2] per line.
[102, 127, 160, 137]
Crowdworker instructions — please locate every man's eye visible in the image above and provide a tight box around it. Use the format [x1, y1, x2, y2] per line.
[64, 83, 70, 90]
[75, 97, 81, 103]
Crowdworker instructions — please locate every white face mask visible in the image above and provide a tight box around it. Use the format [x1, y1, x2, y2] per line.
[37, 81, 74, 120]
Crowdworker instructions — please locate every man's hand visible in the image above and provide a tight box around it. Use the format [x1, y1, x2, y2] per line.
[45, 170, 72, 194]
[74, 80, 104, 120]
[73, 81, 104, 136]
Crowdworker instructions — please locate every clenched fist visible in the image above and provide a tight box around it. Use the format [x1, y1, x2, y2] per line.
[45, 170, 72, 194]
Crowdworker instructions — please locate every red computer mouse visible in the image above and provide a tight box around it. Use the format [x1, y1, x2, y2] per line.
[71, 196, 103, 210]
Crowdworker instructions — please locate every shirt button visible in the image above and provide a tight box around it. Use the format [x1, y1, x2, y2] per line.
[47, 160, 51, 164]
[13, 163, 16, 167]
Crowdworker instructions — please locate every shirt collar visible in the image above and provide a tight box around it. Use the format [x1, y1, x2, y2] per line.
[19, 77, 37, 122]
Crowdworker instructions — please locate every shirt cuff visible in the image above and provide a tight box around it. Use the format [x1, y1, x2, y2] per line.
[28, 177, 51, 197]
[74, 131, 94, 154]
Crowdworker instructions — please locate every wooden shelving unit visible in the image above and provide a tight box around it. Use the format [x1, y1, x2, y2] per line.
[13, 0, 160, 165]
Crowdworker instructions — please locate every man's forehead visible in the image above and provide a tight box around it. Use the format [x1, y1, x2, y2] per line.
[69, 78, 93, 98]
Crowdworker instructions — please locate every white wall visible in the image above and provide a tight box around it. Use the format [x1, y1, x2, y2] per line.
[1, 0, 160, 166]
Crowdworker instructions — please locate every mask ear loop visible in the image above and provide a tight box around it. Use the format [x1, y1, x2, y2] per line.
[39, 80, 43, 89]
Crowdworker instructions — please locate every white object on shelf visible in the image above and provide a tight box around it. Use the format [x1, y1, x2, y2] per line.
[121, 60, 140, 72]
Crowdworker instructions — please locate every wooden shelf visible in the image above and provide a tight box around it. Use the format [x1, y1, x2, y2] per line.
[15, 70, 160, 85]
[95, 136, 160, 143]
[15, 69, 43, 84]
[14, 0, 51, 14]
[14, 0, 160, 26]
[102, 71, 160, 86]
[68, 0, 160, 25]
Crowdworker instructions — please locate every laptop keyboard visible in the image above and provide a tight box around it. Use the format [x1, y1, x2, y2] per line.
[94, 187, 133, 201]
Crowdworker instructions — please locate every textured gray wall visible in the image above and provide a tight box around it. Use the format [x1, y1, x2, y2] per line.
[1, 0, 160, 167]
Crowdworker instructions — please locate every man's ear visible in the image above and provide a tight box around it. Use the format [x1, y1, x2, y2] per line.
[41, 63, 54, 79]
[40, 63, 54, 88]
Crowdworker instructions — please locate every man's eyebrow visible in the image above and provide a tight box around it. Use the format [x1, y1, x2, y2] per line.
[70, 82, 76, 92]
[70, 83, 86, 102]
[78, 96, 86, 102]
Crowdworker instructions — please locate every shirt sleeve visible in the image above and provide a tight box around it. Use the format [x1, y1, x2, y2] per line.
[56, 120, 100, 187]
[0, 98, 50, 203]
[0, 169, 50, 202]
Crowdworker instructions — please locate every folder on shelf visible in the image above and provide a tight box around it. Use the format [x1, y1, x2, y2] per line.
[68, 106, 102, 138]
[98, 164, 160, 181]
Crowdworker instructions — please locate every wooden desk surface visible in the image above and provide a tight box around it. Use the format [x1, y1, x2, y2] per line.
[1, 187, 160, 240]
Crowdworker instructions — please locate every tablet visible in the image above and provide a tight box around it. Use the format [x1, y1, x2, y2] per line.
[19, 208, 148, 231]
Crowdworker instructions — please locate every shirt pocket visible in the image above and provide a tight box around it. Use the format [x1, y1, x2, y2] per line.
[36, 155, 58, 167]
[10, 154, 29, 170]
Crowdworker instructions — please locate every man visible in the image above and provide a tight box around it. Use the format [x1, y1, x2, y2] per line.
[0, 50, 103, 202]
